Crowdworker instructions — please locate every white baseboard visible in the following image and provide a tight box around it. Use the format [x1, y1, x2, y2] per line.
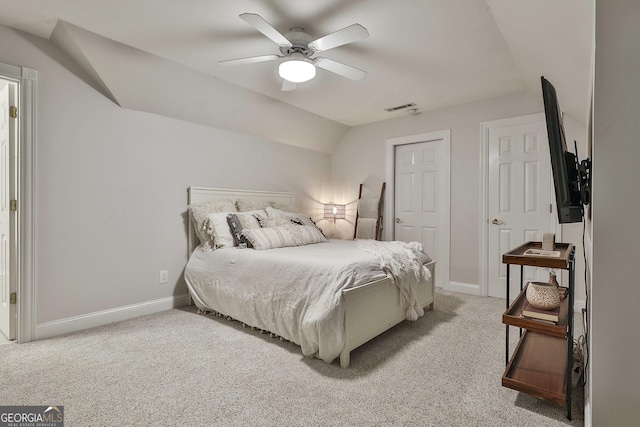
[574, 299, 586, 313]
[35, 294, 190, 340]
[444, 281, 481, 295]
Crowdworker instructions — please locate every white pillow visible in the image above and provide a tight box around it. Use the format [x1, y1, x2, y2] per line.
[265, 207, 315, 226]
[265, 207, 327, 239]
[237, 199, 296, 212]
[242, 223, 328, 250]
[255, 216, 290, 228]
[188, 199, 237, 246]
[205, 212, 236, 249]
[270, 201, 297, 212]
[236, 199, 272, 212]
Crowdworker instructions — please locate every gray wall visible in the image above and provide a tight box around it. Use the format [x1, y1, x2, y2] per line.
[0, 24, 332, 327]
[590, 0, 640, 423]
[331, 92, 588, 297]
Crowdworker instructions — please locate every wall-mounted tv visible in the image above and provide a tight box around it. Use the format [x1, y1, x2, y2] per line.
[541, 76, 590, 224]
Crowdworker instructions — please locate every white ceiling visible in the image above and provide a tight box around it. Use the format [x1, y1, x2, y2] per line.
[0, 0, 593, 127]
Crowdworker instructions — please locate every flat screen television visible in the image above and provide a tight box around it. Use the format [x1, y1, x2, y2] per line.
[541, 76, 587, 224]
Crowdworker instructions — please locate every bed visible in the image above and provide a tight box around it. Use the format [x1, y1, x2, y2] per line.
[185, 187, 435, 368]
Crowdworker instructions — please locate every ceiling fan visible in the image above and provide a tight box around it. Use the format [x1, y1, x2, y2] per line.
[219, 13, 369, 91]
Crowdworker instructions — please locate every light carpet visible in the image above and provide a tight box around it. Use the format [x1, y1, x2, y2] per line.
[0, 290, 584, 426]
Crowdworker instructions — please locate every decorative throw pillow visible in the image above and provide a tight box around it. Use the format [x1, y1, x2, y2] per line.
[227, 214, 250, 248]
[236, 199, 271, 212]
[255, 215, 290, 228]
[265, 207, 313, 226]
[265, 207, 327, 238]
[287, 224, 329, 246]
[205, 212, 237, 249]
[251, 210, 271, 227]
[270, 201, 297, 212]
[242, 223, 328, 250]
[207, 209, 266, 249]
[226, 211, 263, 248]
[188, 199, 237, 246]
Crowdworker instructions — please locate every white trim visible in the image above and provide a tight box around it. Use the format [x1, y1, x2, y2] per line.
[479, 113, 560, 297]
[35, 294, 191, 340]
[385, 129, 451, 290]
[18, 67, 37, 343]
[0, 63, 21, 79]
[447, 281, 481, 296]
[0, 63, 37, 343]
[1, 76, 19, 341]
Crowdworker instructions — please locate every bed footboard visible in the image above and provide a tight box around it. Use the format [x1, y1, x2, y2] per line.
[339, 261, 435, 368]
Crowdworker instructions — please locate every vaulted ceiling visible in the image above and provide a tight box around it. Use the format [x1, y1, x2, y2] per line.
[0, 0, 593, 135]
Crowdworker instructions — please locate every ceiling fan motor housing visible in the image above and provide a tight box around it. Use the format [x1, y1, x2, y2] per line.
[279, 28, 315, 57]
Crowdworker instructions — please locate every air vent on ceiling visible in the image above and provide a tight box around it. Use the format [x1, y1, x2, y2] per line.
[384, 102, 416, 112]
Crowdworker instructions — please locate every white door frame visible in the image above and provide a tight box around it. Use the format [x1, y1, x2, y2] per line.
[386, 129, 451, 289]
[479, 113, 561, 297]
[0, 62, 37, 343]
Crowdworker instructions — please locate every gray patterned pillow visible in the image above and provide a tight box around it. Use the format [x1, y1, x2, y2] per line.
[226, 212, 262, 248]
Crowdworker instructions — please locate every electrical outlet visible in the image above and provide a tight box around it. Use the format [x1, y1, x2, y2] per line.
[159, 270, 168, 284]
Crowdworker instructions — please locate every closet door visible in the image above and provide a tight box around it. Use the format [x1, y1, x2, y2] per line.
[394, 138, 449, 289]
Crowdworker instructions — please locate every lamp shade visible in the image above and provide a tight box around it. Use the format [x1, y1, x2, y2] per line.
[279, 54, 316, 83]
[324, 203, 345, 220]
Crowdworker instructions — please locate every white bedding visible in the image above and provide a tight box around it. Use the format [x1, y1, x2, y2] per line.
[185, 239, 430, 363]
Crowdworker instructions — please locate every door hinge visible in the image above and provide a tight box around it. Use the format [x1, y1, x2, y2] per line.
[550, 204, 553, 213]
[9, 106, 17, 119]
[10, 292, 16, 304]
[10, 200, 17, 212]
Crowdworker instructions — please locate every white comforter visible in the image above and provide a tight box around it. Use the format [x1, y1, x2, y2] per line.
[185, 239, 430, 363]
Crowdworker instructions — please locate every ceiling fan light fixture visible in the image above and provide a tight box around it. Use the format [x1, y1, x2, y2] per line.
[279, 54, 316, 83]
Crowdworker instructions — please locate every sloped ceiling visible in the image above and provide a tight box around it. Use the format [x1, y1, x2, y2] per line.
[49, 20, 349, 153]
[0, 0, 593, 152]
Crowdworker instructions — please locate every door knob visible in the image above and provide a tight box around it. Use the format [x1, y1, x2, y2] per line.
[395, 217, 403, 224]
[491, 218, 505, 225]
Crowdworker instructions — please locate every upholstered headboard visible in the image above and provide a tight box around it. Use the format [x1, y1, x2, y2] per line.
[187, 187, 295, 255]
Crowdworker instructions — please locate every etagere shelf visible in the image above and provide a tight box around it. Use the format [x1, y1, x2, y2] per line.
[501, 241, 575, 420]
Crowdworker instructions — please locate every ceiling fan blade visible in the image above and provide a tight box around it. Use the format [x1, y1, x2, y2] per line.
[308, 24, 369, 52]
[239, 13, 293, 48]
[281, 80, 297, 92]
[218, 54, 281, 66]
[314, 57, 367, 81]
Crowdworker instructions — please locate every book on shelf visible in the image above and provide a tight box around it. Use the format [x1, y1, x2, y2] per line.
[522, 300, 559, 322]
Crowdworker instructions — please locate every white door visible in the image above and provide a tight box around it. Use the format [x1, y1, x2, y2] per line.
[487, 120, 556, 299]
[0, 80, 15, 340]
[394, 139, 450, 288]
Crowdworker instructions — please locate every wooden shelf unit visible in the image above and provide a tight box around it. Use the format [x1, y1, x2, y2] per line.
[501, 241, 575, 420]
[502, 282, 569, 338]
[503, 330, 568, 406]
